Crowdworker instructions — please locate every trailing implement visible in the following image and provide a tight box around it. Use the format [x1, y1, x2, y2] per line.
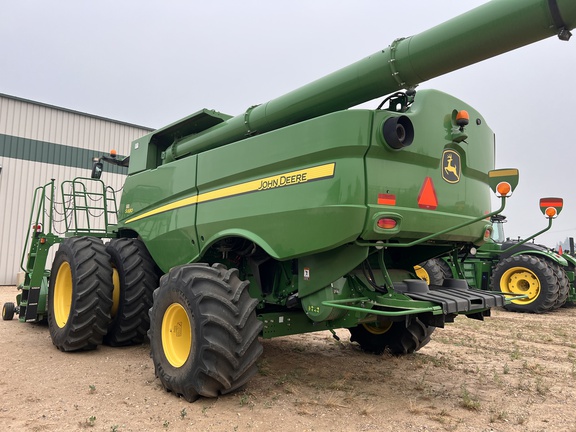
[4, 0, 576, 401]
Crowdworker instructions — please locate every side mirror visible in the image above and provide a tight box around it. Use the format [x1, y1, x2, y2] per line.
[91, 159, 103, 179]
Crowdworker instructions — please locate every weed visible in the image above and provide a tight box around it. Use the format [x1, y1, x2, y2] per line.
[459, 385, 480, 411]
[111, 426, 119, 432]
[359, 404, 375, 417]
[503, 363, 510, 375]
[535, 377, 550, 395]
[80, 416, 96, 428]
[257, 359, 271, 376]
[492, 369, 503, 387]
[489, 410, 508, 423]
[180, 408, 187, 419]
[88, 384, 96, 394]
[163, 420, 170, 428]
[510, 344, 522, 360]
[239, 391, 254, 408]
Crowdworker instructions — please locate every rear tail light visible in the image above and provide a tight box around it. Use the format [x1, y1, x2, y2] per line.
[377, 218, 397, 229]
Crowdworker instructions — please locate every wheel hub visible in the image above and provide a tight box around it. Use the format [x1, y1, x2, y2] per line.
[500, 267, 540, 305]
[161, 303, 192, 368]
[53, 262, 73, 328]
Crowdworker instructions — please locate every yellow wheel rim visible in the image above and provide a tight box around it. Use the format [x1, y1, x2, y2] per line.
[111, 267, 120, 318]
[499, 266, 540, 305]
[414, 265, 430, 284]
[161, 303, 192, 368]
[53, 262, 73, 328]
[362, 321, 393, 335]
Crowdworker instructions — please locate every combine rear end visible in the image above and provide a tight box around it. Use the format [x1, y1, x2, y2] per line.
[4, 0, 575, 402]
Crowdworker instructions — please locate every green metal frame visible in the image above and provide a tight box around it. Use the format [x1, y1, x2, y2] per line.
[16, 178, 118, 323]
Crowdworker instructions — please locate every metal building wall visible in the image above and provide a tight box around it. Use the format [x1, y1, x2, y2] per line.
[0, 94, 153, 285]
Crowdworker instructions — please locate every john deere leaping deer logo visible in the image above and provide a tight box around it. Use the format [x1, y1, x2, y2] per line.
[442, 150, 461, 183]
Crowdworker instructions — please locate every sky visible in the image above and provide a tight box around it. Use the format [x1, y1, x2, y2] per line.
[1, 1, 575, 248]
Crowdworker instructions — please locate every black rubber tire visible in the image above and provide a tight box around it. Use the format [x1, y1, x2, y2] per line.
[148, 263, 263, 402]
[549, 262, 569, 309]
[47, 237, 114, 351]
[491, 255, 558, 313]
[349, 317, 435, 355]
[104, 238, 159, 346]
[562, 262, 576, 308]
[2, 302, 15, 321]
[416, 258, 452, 286]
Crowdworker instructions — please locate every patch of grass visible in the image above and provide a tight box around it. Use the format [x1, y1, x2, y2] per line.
[489, 409, 508, 423]
[535, 377, 550, 395]
[239, 390, 255, 408]
[509, 344, 522, 360]
[359, 404, 375, 417]
[79, 416, 97, 428]
[257, 359, 271, 376]
[274, 368, 303, 386]
[459, 385, 480, 411]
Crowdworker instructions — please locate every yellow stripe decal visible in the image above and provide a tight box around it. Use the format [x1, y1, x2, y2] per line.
[125, 163, 335, 224]
[489, 169, 519, 178]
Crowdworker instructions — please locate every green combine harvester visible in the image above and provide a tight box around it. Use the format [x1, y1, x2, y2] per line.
[2, 0, 575, 402]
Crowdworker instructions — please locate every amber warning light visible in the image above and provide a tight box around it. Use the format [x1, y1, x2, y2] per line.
[456, 110, 469, 128]
[539, 197, 563, 218]
[496, 182, 512, 197]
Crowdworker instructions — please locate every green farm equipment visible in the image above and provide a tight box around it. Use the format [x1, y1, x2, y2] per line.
[418, 198, 575, 313]
[3, 0, 575, 402]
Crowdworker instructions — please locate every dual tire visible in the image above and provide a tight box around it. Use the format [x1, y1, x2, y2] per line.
[491, 255, 561, 313]
[48, 240, 263, 400]
[48, 237, 158, 351]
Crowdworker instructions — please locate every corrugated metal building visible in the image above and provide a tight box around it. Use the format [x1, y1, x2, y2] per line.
[0, 93, 153, 285]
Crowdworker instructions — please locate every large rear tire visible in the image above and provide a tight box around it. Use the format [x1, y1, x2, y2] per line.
[349, 317, 434, 355]
[415, 258, 452, 285]
[148, 263, 263, 402]
[104, 238, 159, 346]
[550, 262, 569, 309]
[491, 255, 558, 313]
[48, 237, 113, 351]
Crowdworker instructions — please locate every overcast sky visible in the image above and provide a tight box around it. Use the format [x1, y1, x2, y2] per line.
[1, 1, 575, 247]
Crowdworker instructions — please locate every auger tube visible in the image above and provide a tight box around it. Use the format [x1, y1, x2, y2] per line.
[162, 0, 575, 163]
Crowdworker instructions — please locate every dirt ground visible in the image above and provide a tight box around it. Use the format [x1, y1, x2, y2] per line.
[2, 285, 576, 432]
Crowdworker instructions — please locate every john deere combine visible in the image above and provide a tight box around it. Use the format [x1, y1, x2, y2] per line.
[3, 0, 575, 402]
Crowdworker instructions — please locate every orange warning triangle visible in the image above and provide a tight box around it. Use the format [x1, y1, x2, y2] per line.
[417, 177, 438, 210]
